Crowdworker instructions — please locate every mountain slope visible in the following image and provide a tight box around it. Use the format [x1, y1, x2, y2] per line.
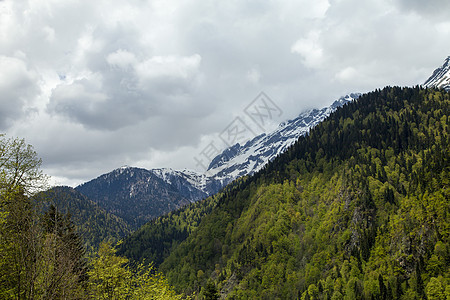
[75, 166, 229, 230]
[157, 86, 449, 298]
[116, 95, 359, 261]
[75, 95, 357, 230]
[206, 94, 359, 180]
[423, 56, 450, 91]
[116, 190, 225, 267]
[35, 186, 131, 249]
[76, 167, 196, 229]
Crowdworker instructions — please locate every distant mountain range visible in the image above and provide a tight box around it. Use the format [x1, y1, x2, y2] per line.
[73, 94, 359, 230]
[48, 56, 450, 242]
[147, 85, 449, 299]
[75, 166, 225, 229]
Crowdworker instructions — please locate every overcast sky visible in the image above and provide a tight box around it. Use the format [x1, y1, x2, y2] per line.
[1, 0, 449, 186]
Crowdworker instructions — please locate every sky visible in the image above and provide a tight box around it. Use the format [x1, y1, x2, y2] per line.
[1, 0, 449, 187]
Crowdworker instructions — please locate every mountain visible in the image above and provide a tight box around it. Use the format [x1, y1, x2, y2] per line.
[152, 86, 449, 298]
[206, 93, 360, 180]
[76, 167, 192, 229]
[75, 166, 229, 230]
[34, 186, 131, 249]
[75, 95, 358, 230]
[116, 189, 225, 267]
[69, 95, 357, 232]
[423, 56, 450, 91]
[64, 57, 450, 236]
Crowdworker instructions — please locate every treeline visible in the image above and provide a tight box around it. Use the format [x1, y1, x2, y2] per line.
[0, 135, 185, 299]
[122, 86, 449, 299]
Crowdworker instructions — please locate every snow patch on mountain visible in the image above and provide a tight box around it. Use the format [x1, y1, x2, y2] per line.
[423, 56, 450, 91]
[105, 93, 360, 202]
[151, 167, 228, 200]
[75, 93, 359, 227]
[205, 93, 360, 181]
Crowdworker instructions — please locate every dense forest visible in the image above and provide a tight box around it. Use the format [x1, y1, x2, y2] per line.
[121, 86, 449, 299]
[0, 135, 185, 299]
[34, 186, 131, 250]
[117, 178, 246, 267]
[1, 86, 448, 299]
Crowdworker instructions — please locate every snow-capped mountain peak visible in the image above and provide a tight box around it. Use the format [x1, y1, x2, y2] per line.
[205, 93, 360, 180]
[150, 167, 227, 200]
[79, 92, 360, 227]
[423, 56, 450, 91]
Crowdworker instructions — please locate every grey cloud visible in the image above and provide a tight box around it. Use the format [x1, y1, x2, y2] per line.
[48, 78, 150, 130]
[47, 50, 204, 130]
[3, 0, 450, 186]
[394, 0, 450, 19]
[0, 56, 39, 129]
[43, 16, 208, 131]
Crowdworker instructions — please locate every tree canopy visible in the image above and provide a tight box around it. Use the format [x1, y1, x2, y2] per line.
[121, 86, 450, 299]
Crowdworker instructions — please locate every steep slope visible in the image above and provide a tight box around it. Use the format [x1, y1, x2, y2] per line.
[117, 190, 224, 267]
[35, 186, 131, 249]
[423, 56, 450, 91]
[206, 94, 360, 180]
[157, 86, 449, 299]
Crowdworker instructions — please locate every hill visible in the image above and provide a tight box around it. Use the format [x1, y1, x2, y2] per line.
[35, 186, 131, 249]
[123, 86, 449, 299]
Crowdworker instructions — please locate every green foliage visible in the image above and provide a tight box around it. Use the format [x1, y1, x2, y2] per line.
[118, 182, 242, 267]
[0, 135, 184, 299]
[0, 135, 87, 299]
[88, 242, 133, 299]
[130, 87, 449, 299]
[41, 204, 88, 282]
[425, 277, 446, 300]
[0, 134, 48, 195]
[88, 241, 184, 300]
[203, 280, 219, 300]
[35, 186, 131, 250]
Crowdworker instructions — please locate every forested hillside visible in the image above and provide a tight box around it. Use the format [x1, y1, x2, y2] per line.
[117, 178, 250, 267]
[126, 86, 449, 299]
[34, 186, 131, 249]
[0, 136, 185, 299]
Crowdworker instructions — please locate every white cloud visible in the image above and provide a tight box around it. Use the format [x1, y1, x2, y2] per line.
[335, 67, 358, 82]
[291, 31, 324, 69]
[106, 50, 137, 70]
[246, 68, 261, 84]
[435, 22, 450, 34]
[136, 54, 202, 81]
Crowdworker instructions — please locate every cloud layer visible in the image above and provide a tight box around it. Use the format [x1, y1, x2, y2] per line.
[1, 0, 449, 185]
